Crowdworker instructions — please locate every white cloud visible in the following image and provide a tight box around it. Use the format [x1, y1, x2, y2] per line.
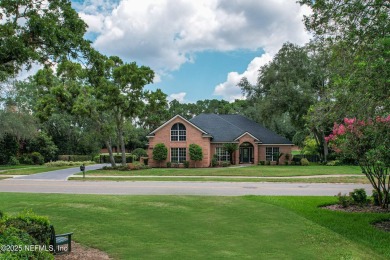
[79, 0, 310, 70]
[213, 1, 312, 101]
[76, 0, 312, 101]
[169, 92, 187, 103]
[213, 53, 273, 101]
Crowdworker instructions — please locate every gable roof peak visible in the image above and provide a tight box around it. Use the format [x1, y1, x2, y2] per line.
[148, 114, 208, 136]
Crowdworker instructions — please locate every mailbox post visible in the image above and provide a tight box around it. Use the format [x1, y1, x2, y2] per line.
[80, 164, 85, 179]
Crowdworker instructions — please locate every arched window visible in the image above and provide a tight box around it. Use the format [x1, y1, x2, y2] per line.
[171, 123, 186, 141]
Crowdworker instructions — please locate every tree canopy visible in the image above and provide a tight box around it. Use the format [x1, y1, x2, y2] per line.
[0, 0, 90, 81]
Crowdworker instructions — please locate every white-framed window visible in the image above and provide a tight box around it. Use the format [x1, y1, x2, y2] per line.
[171, 123, 186, 141]
[215, 146, 230, 161]
[171, 148, 186, 163]
[266, 147, 280, 161]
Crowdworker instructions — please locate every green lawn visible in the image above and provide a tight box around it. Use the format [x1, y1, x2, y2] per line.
[0, 165, 37, 171]
[82, 165, 363, 177]
[1, 194, 389, 259]
[0, 165, 74, 175]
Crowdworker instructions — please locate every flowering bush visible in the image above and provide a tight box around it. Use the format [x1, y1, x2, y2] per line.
[326, 116, 390, 208]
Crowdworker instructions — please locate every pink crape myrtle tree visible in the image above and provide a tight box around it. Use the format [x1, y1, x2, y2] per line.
[326, 116, 390, 208]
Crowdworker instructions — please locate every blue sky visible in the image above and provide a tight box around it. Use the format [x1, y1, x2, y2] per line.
[71, 0, 311, 103]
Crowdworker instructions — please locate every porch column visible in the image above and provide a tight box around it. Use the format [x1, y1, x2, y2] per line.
[254, 145, 259, 165]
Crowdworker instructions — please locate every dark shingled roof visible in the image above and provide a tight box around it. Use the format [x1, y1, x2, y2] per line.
[189, 114, 293, 144]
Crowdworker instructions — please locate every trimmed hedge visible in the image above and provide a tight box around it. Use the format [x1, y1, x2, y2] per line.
[99, 154, 135, 164]
[45, 160, 95, 167]
[58, 155, 93, 162]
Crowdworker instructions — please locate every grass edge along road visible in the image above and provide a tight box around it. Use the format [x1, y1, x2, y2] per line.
[1, 194, 389, 259]
[68, 175, 369, 184]
[79, 165, 362, 177]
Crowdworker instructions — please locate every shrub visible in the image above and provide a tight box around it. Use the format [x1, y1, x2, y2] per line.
[292, 154, 304, 164]
[372, 190, 382, 206]
[5, 210, 51, 246]
[58, 155, 93, 162]
[0, 210, 54, 259]
[189, 144, 203, 167]
[45, 160, 95, 167]
[99, 154, 135, 164]
[300, 158, 310, 166]
[93, 155, 100, 163]
[350, 188, 368, 205]
[129, 162, 149, 170]
[152, 143, 168, 167]
[284, 161, 289, 165]
[172, 163, 180, 168]
[8, 156, 20, 165]
[58, 155, 70, 161]
[337, 193, 353, 208]
[19, 153, 45, 165]
[211, 155, 218, 167]
[30, 152, 44, 165]
[326, 160, 342, 166]
[19, 154, 33, 165]
[265, 160, 271, 165]
[0, 226, 54, 259]
[131, 148, 148, 161]
[258, 161, 265, 165]
[184, 161, 190, 168]
[221, 161, 231, 167]
[166, 162, 172, 168]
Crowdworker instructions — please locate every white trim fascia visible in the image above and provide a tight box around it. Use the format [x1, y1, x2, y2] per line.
[234, 132, 259, 142]
[149, 115, 208, 135]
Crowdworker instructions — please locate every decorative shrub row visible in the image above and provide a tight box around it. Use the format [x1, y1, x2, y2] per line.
[102, 162, 150, 171]
[57, 155, 93, 162]
[45, 160, 95, 167]
[98, 154, 136, 164]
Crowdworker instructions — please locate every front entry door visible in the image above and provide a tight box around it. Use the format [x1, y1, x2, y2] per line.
[241, 148, 250, 163]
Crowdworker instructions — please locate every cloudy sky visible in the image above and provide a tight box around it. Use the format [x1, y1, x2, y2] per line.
[71, 0, 311, 103]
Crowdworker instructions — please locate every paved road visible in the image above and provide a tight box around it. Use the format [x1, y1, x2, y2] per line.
[12, 164, 109, 181]
[0, 179, 372, 196]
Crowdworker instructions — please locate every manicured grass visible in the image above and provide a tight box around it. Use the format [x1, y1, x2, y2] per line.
[69, 176, 370, 184]
[0, 165, 75, 175]
[0, 165, 37, 170]
[1, 193, 389, 259]
[81, 165, 363, 177]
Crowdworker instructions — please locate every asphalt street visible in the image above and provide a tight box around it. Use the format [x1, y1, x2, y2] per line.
[0, 179, 372, 196]
[0, 165, 371, 196]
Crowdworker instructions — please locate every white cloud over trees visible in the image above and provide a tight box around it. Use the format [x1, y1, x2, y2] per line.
[76, 0, 311, 101]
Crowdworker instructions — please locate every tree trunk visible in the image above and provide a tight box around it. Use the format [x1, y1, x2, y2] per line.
[105, 139, 116, 167]
[118, 126, 127, 166]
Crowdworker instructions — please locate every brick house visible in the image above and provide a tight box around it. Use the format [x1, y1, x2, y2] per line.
[147, 114, 294, 167]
